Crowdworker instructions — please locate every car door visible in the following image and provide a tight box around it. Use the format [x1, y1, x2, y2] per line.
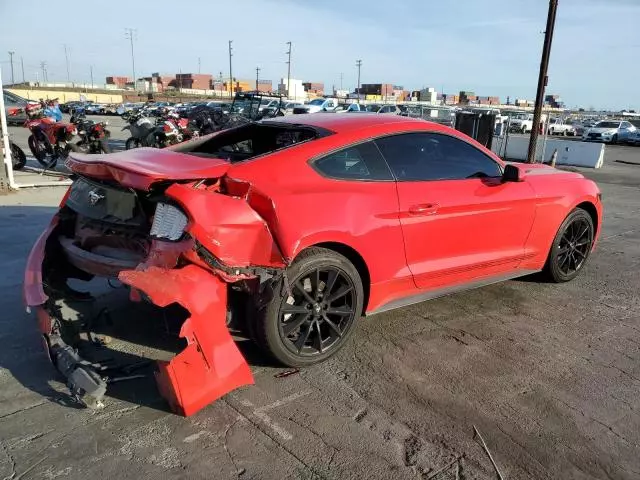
[375, 132, 537, 290]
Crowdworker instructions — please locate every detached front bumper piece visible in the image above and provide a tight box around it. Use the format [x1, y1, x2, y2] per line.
[24, 216, 254, 416]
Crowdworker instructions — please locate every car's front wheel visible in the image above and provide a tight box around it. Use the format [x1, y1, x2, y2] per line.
[544, 208, 594, 282]
[255, 247, 363, 367]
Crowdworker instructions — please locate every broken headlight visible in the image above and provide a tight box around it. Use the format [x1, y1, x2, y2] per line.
[150, 203, 188, 241]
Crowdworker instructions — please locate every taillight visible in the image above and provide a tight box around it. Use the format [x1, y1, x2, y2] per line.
[150, 203, 188, 241]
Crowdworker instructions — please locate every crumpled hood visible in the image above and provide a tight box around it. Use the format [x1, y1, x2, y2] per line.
[65, 148, 230, 190]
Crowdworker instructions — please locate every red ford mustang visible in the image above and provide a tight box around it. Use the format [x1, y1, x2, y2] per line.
[24, 114, 602, 415]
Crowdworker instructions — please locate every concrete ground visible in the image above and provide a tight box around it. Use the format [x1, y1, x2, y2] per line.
[1, 125, 640, 479]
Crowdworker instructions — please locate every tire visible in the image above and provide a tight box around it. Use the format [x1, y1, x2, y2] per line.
[521, 126, 527, 134]
[10, 143, 26, 170]
[612, 134, 618, 145]
[544, 208, 595, 283]
[28, 135, 50, 167]
[125, 137, 141, 150]
[255, 247, 364, 367]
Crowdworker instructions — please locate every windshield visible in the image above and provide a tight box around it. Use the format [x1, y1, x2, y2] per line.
[514, 114, 530, 120]
[308, 99, 325, 106]
[595, 121, 620, 129]
[365, 104, 381, 112]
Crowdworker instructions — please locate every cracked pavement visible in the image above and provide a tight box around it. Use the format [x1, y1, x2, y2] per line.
[0, 137, 639, 479]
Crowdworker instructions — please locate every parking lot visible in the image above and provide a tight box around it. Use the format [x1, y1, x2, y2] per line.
[1, 125, 640, 479]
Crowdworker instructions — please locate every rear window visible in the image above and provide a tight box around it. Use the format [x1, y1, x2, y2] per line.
[173, 122, 332, 163]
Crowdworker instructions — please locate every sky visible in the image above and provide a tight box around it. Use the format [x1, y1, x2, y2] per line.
[1, 0, 638, 110]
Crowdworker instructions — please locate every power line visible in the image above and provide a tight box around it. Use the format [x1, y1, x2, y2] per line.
[285, 41, 292, 99]
[356, 59, 362, 104]
[125, 28, 137, 90]
[8, 51, 15, 84]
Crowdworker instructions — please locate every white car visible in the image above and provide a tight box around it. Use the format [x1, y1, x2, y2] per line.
[293, 98, 339, 114]
[582, 120, 636, 144]
[547, 118, 576, 136]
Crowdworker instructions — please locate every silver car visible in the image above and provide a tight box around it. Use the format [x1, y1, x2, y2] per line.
[582, 120, 636, 144]
[3, 90, 36, 125]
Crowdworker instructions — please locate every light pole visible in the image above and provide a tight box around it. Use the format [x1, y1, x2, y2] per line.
[527, 0, 558, 163]
[356, 59, 362, 104]
[90, 65, 94, 89]
[228, 40, 233, 98]
[8, 51, 15, 84]
[63, 44, 70, 82]
[198, 56, 201, 74]
[40, 61, 47, 83]
[255, 66, 260, 91]
[125, 28, 137, 91]
[20, 56, 25, 83]
[286, 41, 292, 99]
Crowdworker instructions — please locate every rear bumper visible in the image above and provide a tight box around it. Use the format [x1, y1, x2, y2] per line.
[23, 215, 254, 416]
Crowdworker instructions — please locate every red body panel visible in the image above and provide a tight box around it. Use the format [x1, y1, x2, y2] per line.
[119, 265, 254, 416]
[395, 177, 537, 289]
[65, 148, 230, 190]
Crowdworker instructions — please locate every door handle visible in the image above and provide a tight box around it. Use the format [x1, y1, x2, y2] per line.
[409, 203, 439, 216]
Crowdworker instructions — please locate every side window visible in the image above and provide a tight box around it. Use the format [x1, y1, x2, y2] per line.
[312, 141, 393, 180]
[375, 133, 502, 181]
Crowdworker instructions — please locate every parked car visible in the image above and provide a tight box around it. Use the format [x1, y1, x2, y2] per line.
[346, 103, 369, 113]
[582, 120, 636, 144]
[25, 114, 602, 416]
[84, 103, 106, 115]
[547, 118, 576, 136]
[293, 98, 339, 114]
[3, 90, 39, 125]
[625, 129, 640, 146]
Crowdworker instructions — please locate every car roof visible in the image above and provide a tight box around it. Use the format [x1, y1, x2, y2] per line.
[262, 113, 427, 134]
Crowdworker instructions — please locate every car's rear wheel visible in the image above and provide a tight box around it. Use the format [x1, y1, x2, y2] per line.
[544, 208, 594, 282]
[255, 247, 363, 367]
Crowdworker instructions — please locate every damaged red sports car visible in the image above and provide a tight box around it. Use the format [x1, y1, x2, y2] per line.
[24, 114, 603, 415]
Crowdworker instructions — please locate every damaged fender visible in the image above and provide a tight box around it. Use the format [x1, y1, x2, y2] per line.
[119, 265, 254, 416]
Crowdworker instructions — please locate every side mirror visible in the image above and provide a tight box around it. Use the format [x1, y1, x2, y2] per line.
[502, 164, 522, 182]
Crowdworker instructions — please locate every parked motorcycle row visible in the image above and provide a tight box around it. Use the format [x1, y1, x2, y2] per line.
[6, 100, 112, 169]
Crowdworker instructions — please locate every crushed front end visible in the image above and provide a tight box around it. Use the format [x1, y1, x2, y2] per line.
[24, 174, 286, 416]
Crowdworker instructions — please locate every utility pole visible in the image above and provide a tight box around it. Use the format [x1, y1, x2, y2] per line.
[125, 28, 137, 91]
[285, 41, 292, 99]
[63, 44, 70, 82]
[527, 0, 558, 163]
[8, 51, 15, 84]
[228, 40, 233, 98]
[90, 65, 94, 89]
[356, 59, 362, 104]
[40, 61, 47, 83]
[255, 66, 261, 91]
[198, 57, 201, 74]
[340, 72, 343, 91]
[20, 56, 25, 83]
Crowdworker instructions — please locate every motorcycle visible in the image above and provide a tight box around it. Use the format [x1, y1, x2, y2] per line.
[1, 141, 27, 171]
[122, 110, 159, 149]
[70, 109, 111, 154]
[24, 100, 79, 168]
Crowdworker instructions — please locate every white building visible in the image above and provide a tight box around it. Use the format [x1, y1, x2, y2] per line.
[278, 78, 306, 101]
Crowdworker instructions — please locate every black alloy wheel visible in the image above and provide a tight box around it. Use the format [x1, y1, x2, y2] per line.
[255, 247, 363, 367]
[546, 208, 594, 282]
[279, 266, 356, 357]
